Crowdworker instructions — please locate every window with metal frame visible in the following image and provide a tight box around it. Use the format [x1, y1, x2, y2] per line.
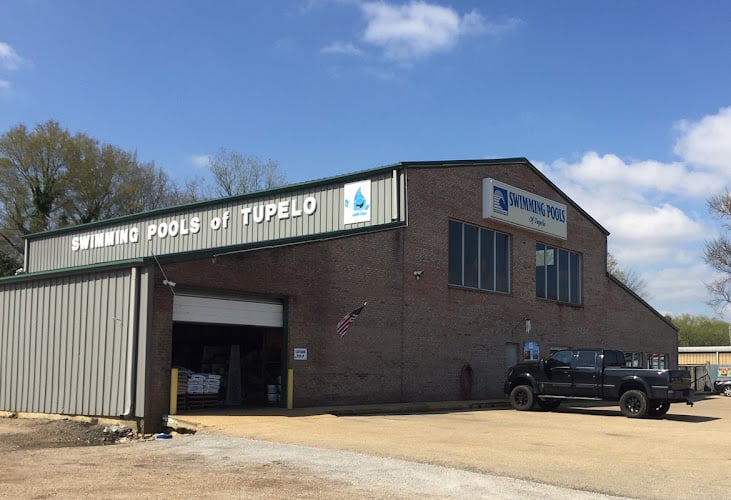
[648, 353, 668, 369]
[536, 242, 582, 305]
[625, 352, 643, 367]
[448, 220, 510, 293]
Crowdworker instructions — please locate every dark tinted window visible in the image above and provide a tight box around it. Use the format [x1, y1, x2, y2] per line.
[536, 243, 546, 298]
[604, 351, 625, 367]
[479, 229, 494, 289]
[558, 249, 569, 302]
[551, 350, 573, 366]
[536, 243, 582, 305]
[570, 252, 581, 304]
[463, 224, 479, 288]
[448, 221, 462, 284]
[546, 248, 558, 300]
[495, 232, 509, 292]
[448, 220, 510, 293]
[575, 351, 597, 367]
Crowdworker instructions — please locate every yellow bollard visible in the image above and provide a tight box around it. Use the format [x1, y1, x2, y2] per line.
[287, 368, 294, 409]
[170, 368, 179, 414]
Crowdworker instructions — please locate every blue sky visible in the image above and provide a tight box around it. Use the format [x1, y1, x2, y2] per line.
[2, 1, 731, 320]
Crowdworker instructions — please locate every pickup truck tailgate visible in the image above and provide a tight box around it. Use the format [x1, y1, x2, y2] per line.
[668, 370, 691, 390]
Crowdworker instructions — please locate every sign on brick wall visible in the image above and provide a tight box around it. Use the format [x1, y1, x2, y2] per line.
[483, 178, 567, 240]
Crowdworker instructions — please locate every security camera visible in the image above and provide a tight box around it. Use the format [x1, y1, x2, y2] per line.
[163, 279, 176, 287]
[413, 271, 424, 280]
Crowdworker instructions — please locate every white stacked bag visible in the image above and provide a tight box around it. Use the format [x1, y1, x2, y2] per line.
[187, 372, 221, 395]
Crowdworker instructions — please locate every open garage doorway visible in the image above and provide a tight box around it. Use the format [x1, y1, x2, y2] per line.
[171, 293, 285, 412]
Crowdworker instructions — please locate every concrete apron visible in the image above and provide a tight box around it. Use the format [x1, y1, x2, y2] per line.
[164, 398, 511, 432]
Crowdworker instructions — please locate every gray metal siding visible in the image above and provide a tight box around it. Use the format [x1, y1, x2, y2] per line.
[0, 269, 136, 416]
[27, 172, 403, 273]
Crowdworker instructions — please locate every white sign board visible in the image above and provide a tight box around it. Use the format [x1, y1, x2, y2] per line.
[343, 180, 371, 225]
[483, 178, 567, 240]
[293, 348, 308, 361]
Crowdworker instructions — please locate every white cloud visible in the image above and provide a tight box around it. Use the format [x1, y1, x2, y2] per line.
[645, 264, 716, 309]
[460, 10, 522, 37]
[674, 106, 731, 174]
[321, 41, 364, 56]
[0, 42, 29, 71]
[0, 80, 10, 90]
[606, 204, 706, 244]
[361, 1, 460, 61]
[548, 152, 720, 200]
[190, 155, 211, 168]
[359, 1, 520, 62]
[537, 106, 731, 318]
[538, 154, 712, 270]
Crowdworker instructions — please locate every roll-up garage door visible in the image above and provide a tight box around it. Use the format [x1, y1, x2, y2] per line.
[173, 294, 283, 327]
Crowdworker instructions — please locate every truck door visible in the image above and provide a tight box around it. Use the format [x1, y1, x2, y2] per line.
[572, 350, 600, 397]
[542, 350, 573, 395]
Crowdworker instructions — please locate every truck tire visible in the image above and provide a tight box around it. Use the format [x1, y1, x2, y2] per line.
[510, 385, 535, 411]
[619, 390, 648, 418]
[647, 400, 671, 417]
[536, 399, 561, 411]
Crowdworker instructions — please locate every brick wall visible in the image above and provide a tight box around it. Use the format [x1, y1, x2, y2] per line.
[145, 227, 407, 426]
[143, 160, 677, 426]
[399, 163, 677, 401]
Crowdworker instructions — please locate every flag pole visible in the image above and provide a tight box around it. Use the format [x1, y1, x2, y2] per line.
[337, 302, 367, 338]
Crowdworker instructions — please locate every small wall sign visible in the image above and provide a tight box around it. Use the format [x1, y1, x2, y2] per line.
[294, 348, 308, 361]
[523, 341, 540, 361]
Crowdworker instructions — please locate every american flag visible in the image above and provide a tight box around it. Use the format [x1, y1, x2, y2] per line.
[336, 302, 366, 337]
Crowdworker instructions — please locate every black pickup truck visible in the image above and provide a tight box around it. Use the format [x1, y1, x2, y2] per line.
[503, 348, 693, 418]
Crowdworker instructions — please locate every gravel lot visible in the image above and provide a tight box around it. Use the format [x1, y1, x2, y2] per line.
[1, 395, 728, 499]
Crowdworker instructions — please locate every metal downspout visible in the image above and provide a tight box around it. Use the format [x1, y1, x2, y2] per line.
[123, 267, 140, 416]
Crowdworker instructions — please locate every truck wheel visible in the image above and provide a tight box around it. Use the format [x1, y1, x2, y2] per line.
[647, 400, 671, 417]
[510, 385, 535, 411]
[536, 399, 561, 411]
[723, 386, 731, 397]
[619, 390, 648, 418]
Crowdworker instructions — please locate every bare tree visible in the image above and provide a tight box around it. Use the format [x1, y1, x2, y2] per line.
[607, 252, 649, 298]
[705, 191, 731, 309]
[207, 148, 285, 198]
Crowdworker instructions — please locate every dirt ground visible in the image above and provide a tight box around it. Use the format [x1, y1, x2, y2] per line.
[1, 395, 729, 499]
[0, 417, 126, 451]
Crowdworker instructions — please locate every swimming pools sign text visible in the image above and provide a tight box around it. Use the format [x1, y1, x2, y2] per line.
[483, 178, 567, 240]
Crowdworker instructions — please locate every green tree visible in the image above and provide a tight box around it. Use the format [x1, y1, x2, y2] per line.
[0, 121, 70, 245]
[0, 120, 191, 275]
[673, 313, 730, 346]
[62, 137, 186, 224]
[607, 252, 649, 298]
[207, 147, 285, 198]
[0, 247, 19, 276]
[0, 121, 288, 277]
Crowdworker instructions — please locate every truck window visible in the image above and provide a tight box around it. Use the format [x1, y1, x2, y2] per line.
[550, 350, 573, 366]
[604, 351, 625, 367]
[575, 351, 597, 367]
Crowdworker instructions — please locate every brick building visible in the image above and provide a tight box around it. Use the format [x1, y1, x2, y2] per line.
[0, 159, 678, 431]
